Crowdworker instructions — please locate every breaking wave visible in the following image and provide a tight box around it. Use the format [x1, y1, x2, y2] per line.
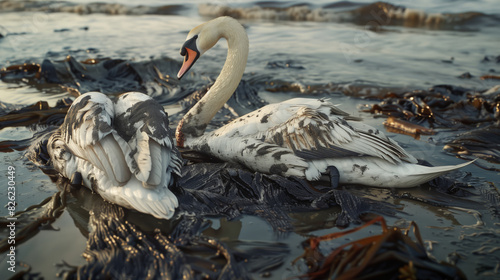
[199, 1, 497, 29]
[0, 1, 185, 15]
[0, 0, 497, 30]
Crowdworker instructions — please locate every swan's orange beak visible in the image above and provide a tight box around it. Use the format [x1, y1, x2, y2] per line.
[178, 47, 199, 80]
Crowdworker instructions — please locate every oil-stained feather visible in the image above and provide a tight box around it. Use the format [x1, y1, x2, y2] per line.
[48, 92, 181, 220]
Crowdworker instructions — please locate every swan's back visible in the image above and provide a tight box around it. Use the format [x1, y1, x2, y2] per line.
[202, 98, 417, 165]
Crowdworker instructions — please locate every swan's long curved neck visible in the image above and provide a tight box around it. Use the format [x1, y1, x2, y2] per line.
[176, 20, 249, 147]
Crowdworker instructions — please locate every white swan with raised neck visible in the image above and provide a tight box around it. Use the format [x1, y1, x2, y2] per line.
[176, 16, 471, 188]
[177, 16, 249, 143]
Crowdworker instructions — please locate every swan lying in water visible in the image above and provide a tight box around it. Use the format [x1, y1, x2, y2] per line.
[48, 92, 182, 219]
[176, 16, 471, 188]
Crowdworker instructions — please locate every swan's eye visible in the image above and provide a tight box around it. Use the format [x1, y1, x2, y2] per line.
[181, 35, 199, 56]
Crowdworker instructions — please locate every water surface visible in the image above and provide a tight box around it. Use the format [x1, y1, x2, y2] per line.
[1, 0, 499, 279]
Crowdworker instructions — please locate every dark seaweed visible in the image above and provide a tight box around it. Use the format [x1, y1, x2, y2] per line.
[2, 55, 500, 279]
[360, 84, 500, 142]
[65, 204, 251, 280]
[298, 216, 467, 280]
[174, 161, 397, 231]
[0, 57, 192, 104]
[1, 177, 292, 280]
[0, 99, 70, 128]
[444, 124, 500, 164]
[0, 58, 267, 124]
[21, 130, 396, 233]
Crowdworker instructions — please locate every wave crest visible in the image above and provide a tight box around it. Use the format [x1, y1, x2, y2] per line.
[199, 1, 492, 30]
[0, 1, 183, 15]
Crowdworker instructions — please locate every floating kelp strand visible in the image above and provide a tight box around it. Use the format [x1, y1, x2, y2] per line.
[481, 75, 500, 80]
[430, 84, 474, 98]
[296, 216, 467, 280]
[472, 246, 500, 255]
[0, 62, 41, 80]
[0, 138, 32, 153]
[394, 191, 480, 211]
[481, 55, 500, 63]
[265, 60, 305, 70]
[0, 101, 69, 129]
[383, 116, 435, 139]
[426, 173, 476, 198]
[444, 124, 500, 164]
[362, 84, 500, 133]
[0, 57, 186, 102]
[409, 96, 434, 120]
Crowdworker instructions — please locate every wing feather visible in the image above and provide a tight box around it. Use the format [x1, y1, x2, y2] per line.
[146, 140, 164, 187]
[91, 135, 131, 185]
[54, 92, 181, 220]
[114, 92, 182, 187]
[257, 99, 417, 164]
[61, 92, 131, 185]
[62, 92, 114, 147]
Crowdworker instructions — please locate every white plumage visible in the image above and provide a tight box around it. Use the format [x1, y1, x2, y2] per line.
[48, 92, 182, 219]
[176, 17, 471, 188]
[184, 98, 471, 187]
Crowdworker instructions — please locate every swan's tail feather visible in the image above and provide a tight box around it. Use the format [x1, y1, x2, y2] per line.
[102, 181, 178, 220]
[332, 158, 475, 188]
[411, 160, 473, 176]
[400, 160, 475, 188]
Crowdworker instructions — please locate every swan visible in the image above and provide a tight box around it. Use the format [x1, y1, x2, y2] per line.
[176, 16, 471, 188]
[48, 92, 182, 219]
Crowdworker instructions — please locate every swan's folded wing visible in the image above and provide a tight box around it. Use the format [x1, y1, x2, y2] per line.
[262, 106, 417, 164]
[61, 92, 114, 147]
[61, 92, 132, 186]
[114, 92, 182, 188]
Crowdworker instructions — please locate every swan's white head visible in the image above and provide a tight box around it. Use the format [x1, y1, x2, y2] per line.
[177, 17, 243, 79]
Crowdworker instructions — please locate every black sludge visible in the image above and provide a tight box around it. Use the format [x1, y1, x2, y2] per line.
[46, 180, 289, 280]
[174, 162, 396, 231]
